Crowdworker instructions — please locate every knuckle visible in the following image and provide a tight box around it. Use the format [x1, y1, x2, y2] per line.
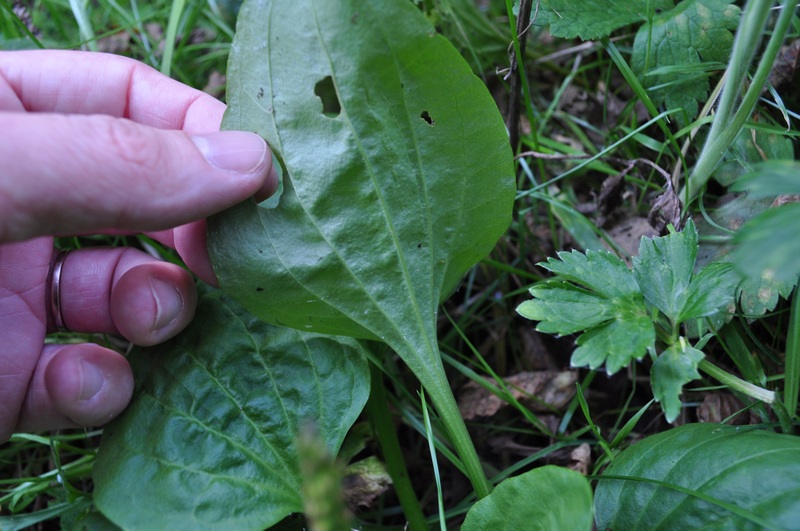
[99, 116, 165, 171]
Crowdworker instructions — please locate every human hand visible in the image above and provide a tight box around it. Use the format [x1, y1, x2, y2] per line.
[0, 50, 277, 443]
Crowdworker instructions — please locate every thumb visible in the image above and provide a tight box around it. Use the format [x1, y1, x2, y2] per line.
[0, 112, 276, 242]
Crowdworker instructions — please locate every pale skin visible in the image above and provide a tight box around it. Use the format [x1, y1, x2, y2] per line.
[0, 50, 278, 443]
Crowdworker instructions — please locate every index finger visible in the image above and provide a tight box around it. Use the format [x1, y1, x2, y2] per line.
[0, 50, 225, 134]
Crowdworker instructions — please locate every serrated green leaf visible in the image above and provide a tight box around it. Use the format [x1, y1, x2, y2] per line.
[518, 283, 613, 335]
[631, 0, 740, 124]
[679, 261, 739, 322]
[461, 466, 593, 531]
[528, 0, 673, 40]
[633, 220, 698, 322]
[651, 341, 704, 422]
[572, 312, 654, 374]
[595, 423, 800, 529]
[93, 289, 370, 530]
[540, 249, 640, 299]
[518, 249, 653, 374]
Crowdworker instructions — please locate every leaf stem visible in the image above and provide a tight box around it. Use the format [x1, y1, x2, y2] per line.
[423, 374, 492, 499]
[783, 280, 800, 417]
[698, 359, 775, 404]
[683, 0, 795, 201]
[365, 363, 428, 531]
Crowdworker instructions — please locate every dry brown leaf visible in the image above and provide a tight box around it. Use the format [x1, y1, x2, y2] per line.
[697, 392, 748, 425]
[343, 457, 392, 510]
[458, 370, 578, 420]
[567, 443, 591, 475]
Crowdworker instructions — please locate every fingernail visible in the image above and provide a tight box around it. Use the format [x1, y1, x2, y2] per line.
[149, 278, 184, 332]
[78, 359, 105, 400]
[192, 131, 267, 173]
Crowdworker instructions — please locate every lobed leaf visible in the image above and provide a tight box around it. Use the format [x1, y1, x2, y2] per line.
[650, 341, 704, 422]
[528, 0, 673, 40]
[631, 0, 740, 124]
[571, 312, 654, 375]
[462, 466, 593, 531]
[679, 261, 740, 323]
[93, 289, 370, 530]
[595, 423, 800, 529]
[633, 219, 698, 323]
[518, 283, 613, 335]
[518, 249, 653, 374]
[540, 249, 640, 299]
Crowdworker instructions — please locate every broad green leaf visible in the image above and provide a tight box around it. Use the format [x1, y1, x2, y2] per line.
[733, 203, 800, 285]
[730, 161, 800, 286]
[526, 0, 673, 40]
[208, 0, 513, 496]
[631, 0, 740, 124]
[518, 249, 653, 374]
[695, 191, 795, 317]
[650, 340, 704, 422]
[731, 160, 800, 196]
[93, 289, 369, 531]
[595, 423, 800, 530]
[679, 261, 739, 322]
[461, 466, 593, 531]
[633, 219, 698, 322]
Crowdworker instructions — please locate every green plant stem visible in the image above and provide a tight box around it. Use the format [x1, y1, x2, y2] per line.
[365, 363, 428, 531]
[423, 365, 492, 498]
[683, 0, 795, 201]
[784, 281, 800, 417]
[698, 359, 775, 404]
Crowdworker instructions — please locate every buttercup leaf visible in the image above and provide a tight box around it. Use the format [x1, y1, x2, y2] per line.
[518, 250, 653, 374]
[631, 0, 740, 124]
[651, 340, 704, 423]
[633, 220, 699, 323]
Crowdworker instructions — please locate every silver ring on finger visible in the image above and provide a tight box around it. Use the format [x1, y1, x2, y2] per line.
[48, 249, 70, 332]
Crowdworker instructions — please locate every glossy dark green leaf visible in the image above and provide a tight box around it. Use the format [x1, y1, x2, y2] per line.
[462, 466, 593, 531]
[93, 289, 369, 530]
[595, 423, 800, 530]
[208, 0, 514, 496]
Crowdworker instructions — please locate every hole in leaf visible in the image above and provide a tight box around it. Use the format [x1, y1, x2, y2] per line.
[420, 110, 434, 126]
[314, 76, 341, 117]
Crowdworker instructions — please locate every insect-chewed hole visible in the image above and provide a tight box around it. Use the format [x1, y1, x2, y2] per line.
[420, 110, 434, 126]
[314, 76, 341, 117]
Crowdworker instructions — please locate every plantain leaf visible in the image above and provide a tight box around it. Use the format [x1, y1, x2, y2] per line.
[462, 466, 593, 531]
[208, 0, 514, 495]
[595, 423, 800, 530]
[93, 289, 369, 530]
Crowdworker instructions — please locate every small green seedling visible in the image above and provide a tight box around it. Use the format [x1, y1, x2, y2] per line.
[517, 220, 753, 422]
